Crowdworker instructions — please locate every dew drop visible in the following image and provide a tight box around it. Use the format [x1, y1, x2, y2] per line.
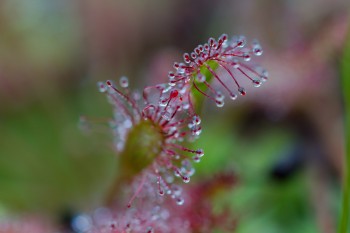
[159, 190, 165, 196]
[174, 170, 181, 177]
[191, 52, 197, 59]
[230, 93, 237, 100]
[198, 45, 204, 52]
[71, 215, 92, 233]
[183, 53, 191, 63]
[196, 73, 206, 83]
[169, 80, 176, 86]
[195, 47, 201, 55]
[243, 53, 251, 61]
[182, 102, 190, 110]
[196, 149, 204, 157]
[219, 33, 228, 43]
[252, 79, 261, 87]
[106, 80, 113, 87]
[176, 197, 185, 206]
[215, 91, 225, 101]
[181, 159, 195, 177]
[252, 40, 263, 56]
[159, 97, 168, 107]
[182, 176, 190, 183]
[146, 226, 154, 233]
[192, 115, 201, 125]
[166, 188, 172, 195]
[133, 91, 141, 100]
[191, 125, 202, 136]
[164, 172, 174, 183]
[216, 100, 225, 107]
[193, 155, 200, 163]
[238, 87, 246, 96]
[171, 185, 182, 196]
[119, 76, 129, 88]
[168, 71, 175, 79]
[208, 37, 215, 46]
[97, 82, 107, 93]
[261, 69, 269, 82]
[236, 35, 246, 47]
[253, 47, 263, 56]
[177, 63, 186, 74]
[232, 59, 240, 69]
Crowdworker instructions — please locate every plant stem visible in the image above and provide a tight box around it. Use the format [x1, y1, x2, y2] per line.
[339, 29, 350, 233]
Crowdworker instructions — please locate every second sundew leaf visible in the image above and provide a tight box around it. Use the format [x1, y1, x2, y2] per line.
[191, 60, 219, 113]
[169, 34, 268, 114]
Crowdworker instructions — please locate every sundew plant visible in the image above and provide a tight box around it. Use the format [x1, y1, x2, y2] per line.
[1, 1, 349, 233]
[71, 34, 268, 233]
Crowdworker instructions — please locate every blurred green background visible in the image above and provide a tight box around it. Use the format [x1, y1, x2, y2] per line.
[0, 0, 349, 232]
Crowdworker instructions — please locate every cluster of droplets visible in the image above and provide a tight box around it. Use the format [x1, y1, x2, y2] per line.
[71, 206, 176, 233]
[96, 76, 204, 208]
[71, 176, 194, 233]
[87, 34, 267, 233]
[97, 77, 142, 152]
[168, 34, 268, 108]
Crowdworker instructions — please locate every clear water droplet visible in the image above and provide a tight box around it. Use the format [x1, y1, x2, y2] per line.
[171, 185, 182, 196]
[215, 91, 224, 101]
[146, 226, 154, 233]
[230, 93, 237, 100]
[236, 35, 246, 47]
[159, 97, 168, 107]
[191, 52, 197, 59]
[169, 80, 176, 86]
[192, 115, 201, 125]
[182, 176, 190, 183]
[168, 71, 175, 79]
[232, 59, 240, 69]
[174, 170, 181, 177]
[238, 87, 246, 96]
[183, 53, 191, 63]
[182, 102, 190, 110]
[97, 82, 107, 93]
[193, 155, 200, 163]
[261, 69, 269, 82]
[177, 63, 186, 74]
[191, 125, 202, 136]
[119, 76, 129, 88]
[243, 53, 251, 61]
[72, 215, 92, 233]
[208, 37, 215, 46]
[196, 74, 206, 83]
[176, 197, 185, 206]
[252, 79, 261, 87]
[216, 100, 225, 107]
[252, 40, 263, 56]
[196, 149, 204, 157]
[164, 172, 174, 183]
